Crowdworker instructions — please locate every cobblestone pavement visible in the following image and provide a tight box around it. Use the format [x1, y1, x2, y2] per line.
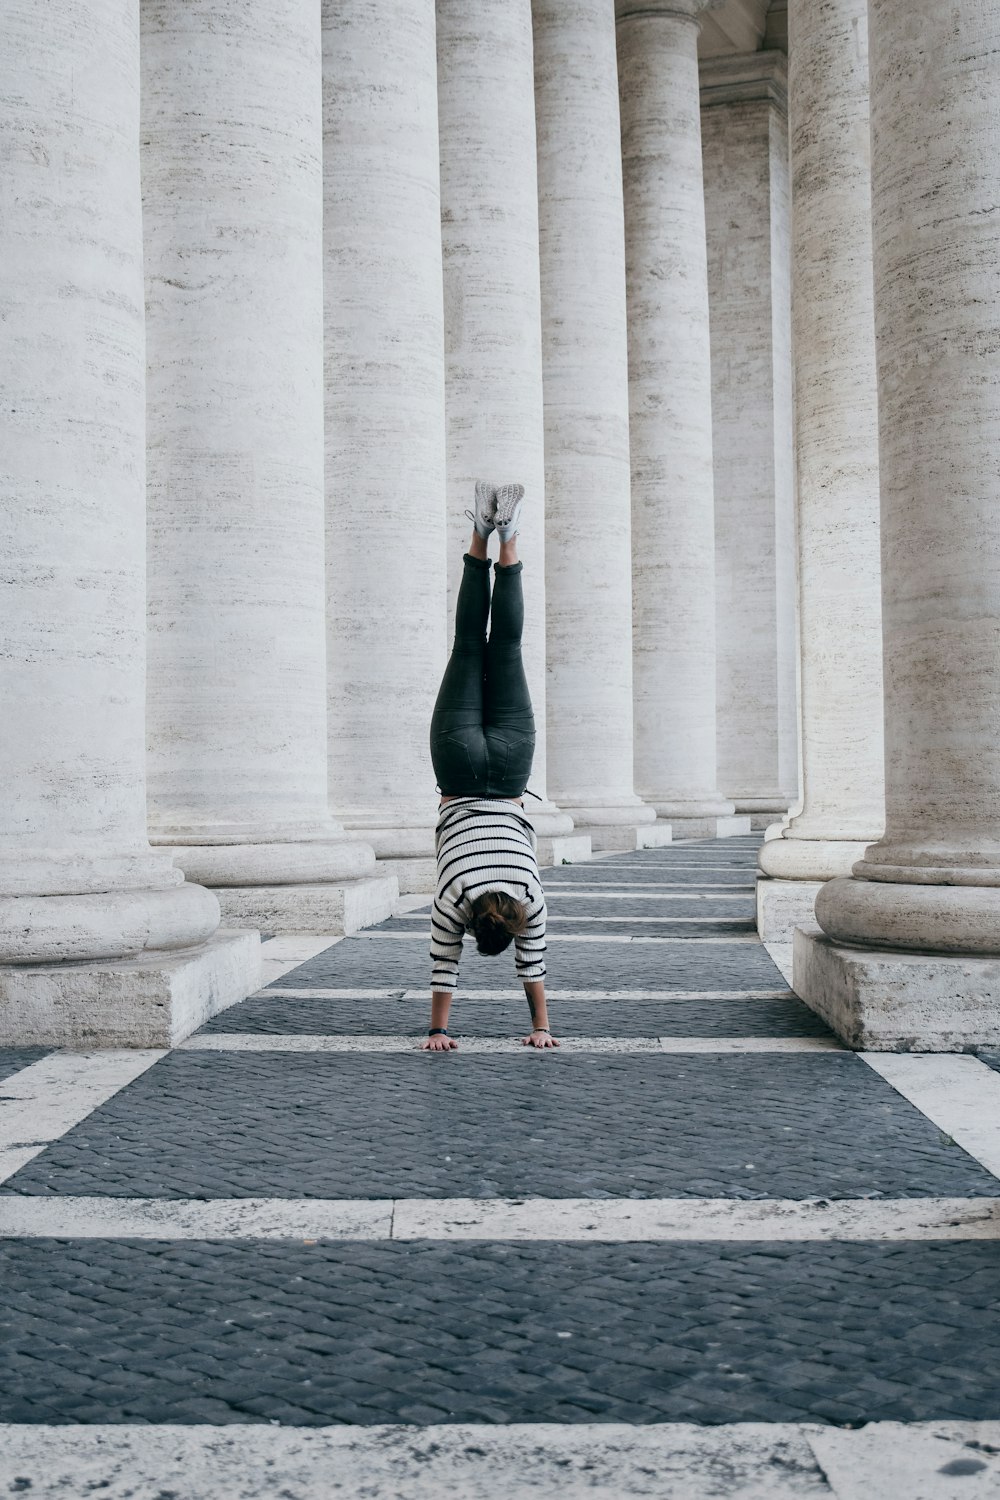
[1, 834, 999, 1498]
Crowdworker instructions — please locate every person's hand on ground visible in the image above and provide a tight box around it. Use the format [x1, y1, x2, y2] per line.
[420, 1033, 459, 1051]
[522, 1030, 560, 1048]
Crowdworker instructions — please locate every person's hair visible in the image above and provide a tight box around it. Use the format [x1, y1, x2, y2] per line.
[469, 891, 529, 956]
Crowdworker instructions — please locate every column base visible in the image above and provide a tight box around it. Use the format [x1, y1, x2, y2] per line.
[0, 930, 260, 1049]
[574, 821, 673, 853]
[756, 878, 825, 941]
[670, 815, 753, 839]
[536, 834, 593, 867]
[793, 924, 1000, 1052]
[212, 876, 398, 935]
[377, 856, 438, 896]
[733, 798, 792, 832]
[757, 837, 876, 881]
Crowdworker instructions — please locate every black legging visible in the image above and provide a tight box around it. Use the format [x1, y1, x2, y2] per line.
[430, 554, 536, 798]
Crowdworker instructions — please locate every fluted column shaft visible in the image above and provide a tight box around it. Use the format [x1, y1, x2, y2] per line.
[533, 0, 654, 833]
[142, 0, 377, 902]
[758, 0, 884, 891]
[701, 54, 799, 827]
[324, 0, 447, 858]
[817, 0, 1000, 955]
[0, 0, 218, 964]
[436, 0, 567, 836]
[617, 0, 736, 831]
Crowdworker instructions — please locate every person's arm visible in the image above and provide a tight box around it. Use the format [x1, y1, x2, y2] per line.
[423, 896, 464, 1050]
[521, 977, 558, 1048]
[422, 989, 458, 1051]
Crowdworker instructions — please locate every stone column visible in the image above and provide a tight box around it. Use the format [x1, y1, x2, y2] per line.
[616, 0, 749, 840]
[798, 0, 1000, 1050]
[324, 0, 448, 896]
[701, 53, 799, 833]
[143, 0, 394, 933]
[437, 0, 586, 866]
[0, 0, 257, 1045]
[756, 0, 884, 939]
[533, 0, 660, 855]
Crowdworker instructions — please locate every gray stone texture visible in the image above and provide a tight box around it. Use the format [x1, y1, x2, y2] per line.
[6, 1052, 996, 1202]
[1, 1239, 999, 1425]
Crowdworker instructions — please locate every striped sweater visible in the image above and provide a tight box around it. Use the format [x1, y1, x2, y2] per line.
[430, 797, 547, 991]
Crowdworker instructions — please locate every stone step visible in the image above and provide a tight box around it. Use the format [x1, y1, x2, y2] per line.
[575, 822, 673, 854]
[213, 875, 398, 935]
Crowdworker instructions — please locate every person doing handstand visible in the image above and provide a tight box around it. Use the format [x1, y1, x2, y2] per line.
[421, 482, 558, 1053]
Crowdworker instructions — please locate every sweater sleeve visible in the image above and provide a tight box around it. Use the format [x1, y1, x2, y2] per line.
[514, 893, 547, 983]
[430, 895, 465, 991]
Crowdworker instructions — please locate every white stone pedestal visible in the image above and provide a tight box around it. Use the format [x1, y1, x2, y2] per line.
[537, 835, 593, 868]
[671, 816, 752, 840]
[212, 876, 397, 936]
[377, 858, 438, 897]
[794, 926, 1000, 1052]
[575, 822, 674, 855]
[756, 878, 825, 942]
[0, 932, 260, 1050]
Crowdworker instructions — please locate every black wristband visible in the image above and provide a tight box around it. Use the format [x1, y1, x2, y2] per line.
[428, 1027, 450, 1037]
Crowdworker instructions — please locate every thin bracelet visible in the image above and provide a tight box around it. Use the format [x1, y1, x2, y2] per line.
[428, 1027, 450, 1037]
[530, 1026, 551, 1033]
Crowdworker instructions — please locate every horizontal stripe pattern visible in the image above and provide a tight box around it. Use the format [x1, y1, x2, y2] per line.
[431, 799, 547, 991]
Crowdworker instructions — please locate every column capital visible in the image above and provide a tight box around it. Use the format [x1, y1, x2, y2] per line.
[699, 49, 788, 112]
[616, 0, 725, 27]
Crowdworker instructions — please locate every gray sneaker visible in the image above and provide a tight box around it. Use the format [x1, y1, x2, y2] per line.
[494, 482, 524, 542]
[465, 480, 497, 540]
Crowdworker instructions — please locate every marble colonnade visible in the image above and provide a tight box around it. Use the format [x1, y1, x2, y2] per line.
[533, 0, 659, 853]
[756, 0, 884, 939]
[700, 52, 798, 833]
[797, 0, 1000, 1049]
[323, 0, 447, 894]
[142, 0, 394, 933]
[0, 0, 258, 1044]
[617, 0, 749, 840]
[436, 0, 584, 864]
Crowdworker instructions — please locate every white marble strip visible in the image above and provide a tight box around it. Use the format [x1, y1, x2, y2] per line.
[0, 1194, 993, 1244]
[263, 987, 797, 1001]
[861, 1053, 1000, 1182]
[0, 1422, 996, 1500]
[0, 1051, 164, 1186]
[181, 1034, 842, 1055]
[391, 912, 751, 924]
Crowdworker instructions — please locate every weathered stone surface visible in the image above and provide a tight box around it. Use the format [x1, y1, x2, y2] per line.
[817, 0, 1000, 971]
[756, 878, 825, 943]
[214, 877, 398, 937]
[795, 927, 1000, 1052]
[702, 52, 798, 822]
[534, 0, 652, 834]
[324, 0, 446, 861]
[142, 0, 377, 909]
[0, 932, 260, 1049]
[618, 2, 734, 825]
[759, 0, 885, 890]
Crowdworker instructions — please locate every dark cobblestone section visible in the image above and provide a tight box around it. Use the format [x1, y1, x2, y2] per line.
[269, 936, 789, 993]
[0, 1238, 997, 1426]
[6, 1053, 996, 1202]
[545, 867, 758, 887]
[201, 993, 829, 1039]
[378, 917, 756, 937]
[0, 1049, 51, 1084]
[543, 896, 757, 917]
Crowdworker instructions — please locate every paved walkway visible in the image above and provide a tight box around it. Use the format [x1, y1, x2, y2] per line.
[1, 836, 999, 1497]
